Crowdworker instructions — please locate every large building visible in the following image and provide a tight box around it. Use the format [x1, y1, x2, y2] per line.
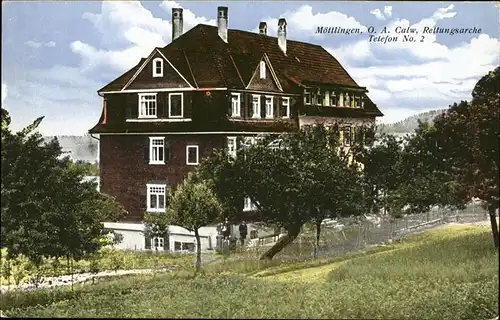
[89, 6, 383, 252]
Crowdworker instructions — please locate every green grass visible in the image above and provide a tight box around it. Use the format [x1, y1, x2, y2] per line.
[0, 248, 194, 286]
[1, 225, 498, 319]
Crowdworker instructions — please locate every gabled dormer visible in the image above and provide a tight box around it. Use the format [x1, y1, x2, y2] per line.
[122, 48, 194, 91]
[245, 54, 283, 92]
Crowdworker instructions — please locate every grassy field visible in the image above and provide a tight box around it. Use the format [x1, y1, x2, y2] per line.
[1, 225, 498, 319]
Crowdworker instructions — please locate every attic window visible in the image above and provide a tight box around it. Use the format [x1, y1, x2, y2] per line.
[153, 58, 163, 77]
[259, 61, 266, 79]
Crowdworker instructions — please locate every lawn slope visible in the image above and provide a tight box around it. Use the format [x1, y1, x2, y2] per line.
[1, 225, 498, 319]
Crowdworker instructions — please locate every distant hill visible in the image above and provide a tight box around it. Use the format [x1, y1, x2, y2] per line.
[44, 135, 98, 163]
[378, 109, 446, 135]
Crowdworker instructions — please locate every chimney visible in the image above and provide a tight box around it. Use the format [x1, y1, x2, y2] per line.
[172, 8, 183, 41]
[217, 6, 228, 43]
[259, 22, 267, 35]
[278, 18, 287, 55]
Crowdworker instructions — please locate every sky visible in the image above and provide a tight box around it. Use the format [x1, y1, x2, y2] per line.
[1, 1, 499, 136]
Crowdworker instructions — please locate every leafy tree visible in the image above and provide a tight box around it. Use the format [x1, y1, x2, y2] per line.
[401, 66, 499, 246]
[162, 171, 222, 273]
[1, 108, 127, 267]
[200, 124, 366, 260]
[143, 212, 170, 251]
[68, 160, 99, 176]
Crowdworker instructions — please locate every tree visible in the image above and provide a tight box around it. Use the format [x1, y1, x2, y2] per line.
[200, 124, 366, 260]
[401, 66, 499, 246]
[1, 108, 127, 266]
[162, 171, 221, 273]
[143, 212, 170, 251]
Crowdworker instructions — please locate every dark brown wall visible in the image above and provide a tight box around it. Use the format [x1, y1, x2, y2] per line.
[246, 61, 281, 92]
[100, 134, 225, 222]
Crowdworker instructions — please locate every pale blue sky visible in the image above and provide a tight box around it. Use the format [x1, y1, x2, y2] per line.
[2, 1, 499, 135]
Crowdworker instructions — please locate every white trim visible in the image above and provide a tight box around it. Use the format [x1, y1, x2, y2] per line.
[149, 136, 165, 165]
[155, 49, 194, 88]
[231, 92, 241, 117]
[152, 57, 163, 78]
[101, 88, 228, 94]
[259, 61, 266, 79]
[186, 145, 199, 165]
[227, 136, 237, 158]
[146, 183, 167, 213]
[138, 93, 158, 119]
[169, 92, 184, 118]
[98, 131, 287, 135]
[265, 95, 274, 119]
[126, 118, 192, 123]
[252, 94, 261, 119]
[281, 97, 290, 119]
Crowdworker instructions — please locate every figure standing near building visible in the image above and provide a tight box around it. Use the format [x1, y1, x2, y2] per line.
[222, 218, 230, 240]
[239, 221, 248, 246]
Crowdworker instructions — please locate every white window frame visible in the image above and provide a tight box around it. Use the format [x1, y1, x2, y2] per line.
[243, 196, 256, 212]
[330, 92, 337, 107]
[168, 93, 184, 118]
[252, 95, 261, 119]
[186, 145, 199, 165]
[227, 136, 237, 158]
[152, 58, 163, 78]
[259, 61, 266, 79]
[152, 237, 165, 250]
[304, 91, 311, 105]
[146, 183, 167, 213]
[265, 96, 274, 119]
[138, 93, 158, 119]
[231, 93, 241, 117]
[281, 97, 290, 119]
[149, 136, 165, 165]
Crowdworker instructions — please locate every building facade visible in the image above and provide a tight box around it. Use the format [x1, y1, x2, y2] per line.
[89, 6, 383, 252]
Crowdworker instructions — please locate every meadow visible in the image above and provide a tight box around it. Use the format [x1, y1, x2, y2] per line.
[1, 224, 498, 319]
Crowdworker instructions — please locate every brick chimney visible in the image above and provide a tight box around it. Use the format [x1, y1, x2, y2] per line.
[259, 22, 267, 35]
[217, 6, 228, 43]
[278, 18, 287, 55]
[172, 8, 183, 41]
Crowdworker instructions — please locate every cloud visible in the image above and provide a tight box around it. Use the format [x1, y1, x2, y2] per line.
[326, 5, 499, 123]
[24, 40, 57, 48]
[72, 1, 215, 74]
[253, 5, 367, 39]
[2, 83, 7, 105]
[370, 9, 385, 21]
[383, 6, 393, 18]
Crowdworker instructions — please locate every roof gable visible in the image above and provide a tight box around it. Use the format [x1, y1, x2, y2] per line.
[123, 49, 193, 90]
[246, 54, 282, 92]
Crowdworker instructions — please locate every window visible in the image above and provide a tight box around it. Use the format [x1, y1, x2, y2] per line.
[260, 61, 266, 79]
[138, 93, 157, 118]
[147, 184, 167, 212]
[265, 96, 274, 118]
[242, 136, 257, 148]
[252, 95, 261, 119]
[311, 92, 318, 105]
[186, 145, 199, 165]
[149, 137, 165, 164]
[345, 93, 351, 107]
[227, 136, 237, 158]
[243, 196, 257, 211]
[280, 97, 290, 118]
[152, 58, 163, 77]
[174, 241, 195, 252]
[152, 237, 165, 250]
[330, 92, 338, 107]
[169, 93, 183, 118]
[304, 91, 311, 105]
[323, 91, 330, 106]
[343, 126, 352, 146]
[231, 93, 241, 117]
[356, 95, 363, 108]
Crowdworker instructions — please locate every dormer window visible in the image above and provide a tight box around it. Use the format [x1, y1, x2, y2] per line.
[153, 58, 163, 77]
[260, 61, 266, 79]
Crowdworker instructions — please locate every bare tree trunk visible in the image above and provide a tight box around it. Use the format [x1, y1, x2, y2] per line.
[313, 219, 321, 259]
[194, 229, 202, 275]
[260, 224, 302, 260]
[488, 205, 499, 248]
